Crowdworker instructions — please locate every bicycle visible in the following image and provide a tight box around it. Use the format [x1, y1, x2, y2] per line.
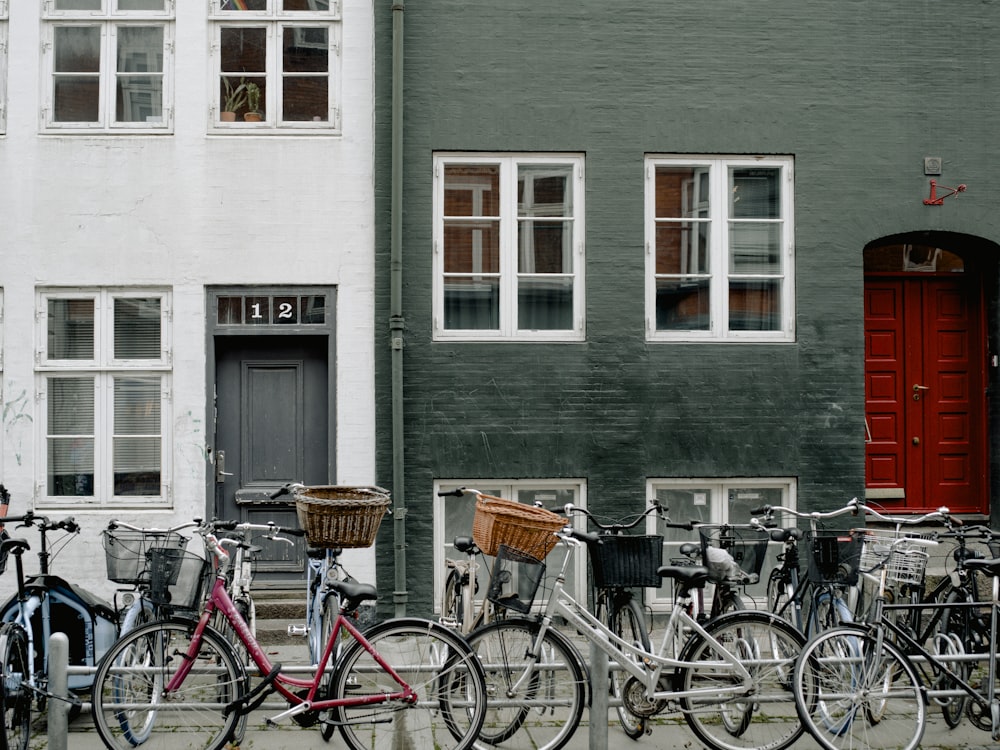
[90, 497, 489, 750]
[463, 502, 807, 750]
[436, 488, 500, 634]
[0, 498, 119, 750]
[791, 508, 983, 750]
[565, 500, 674, 740]
[755, 500, 864, 637]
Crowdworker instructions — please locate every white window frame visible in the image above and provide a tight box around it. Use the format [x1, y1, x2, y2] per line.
[209, 0, 342, 132]
[645, 477, 797, 613]
[0, 2, 8, 134]
[36, 288, 173, 509]
[645, 155, 795, 342]
[433, 153, 586, 342]
[41, 0, 174, 132]
[433, 479, 587, 614]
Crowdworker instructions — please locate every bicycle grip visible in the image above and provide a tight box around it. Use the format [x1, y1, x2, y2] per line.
[215, 519, 239, 531]
[269, 485, 293, 500]
[60, 517, 79, 533]
[750, 505, 769, 515]
[282, 527, 307, 537]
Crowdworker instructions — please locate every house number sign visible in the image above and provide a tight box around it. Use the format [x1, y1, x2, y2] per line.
[217, 294, 327, 326]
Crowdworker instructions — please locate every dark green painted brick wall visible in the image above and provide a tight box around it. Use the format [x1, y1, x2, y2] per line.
[373, 0, 1000, 615]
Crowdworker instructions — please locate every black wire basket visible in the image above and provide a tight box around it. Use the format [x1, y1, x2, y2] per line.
[807, 530, 862, 586]
[590, 534, 663, 588]
[102, 528, 189, 585]
[148, 548, 212, 612]
[486, 544, 546, 614]
[698, 525, 770, 584]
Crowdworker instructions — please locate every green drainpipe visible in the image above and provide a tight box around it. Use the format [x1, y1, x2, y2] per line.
[390, 0, 407, 617]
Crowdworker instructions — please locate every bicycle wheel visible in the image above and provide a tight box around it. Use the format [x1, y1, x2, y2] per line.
[608, 594, 649, 740]
[319, 593, 340, 742]
[92, 618, 247, 750]
[441, 568, 465, 629]
[677, 610, 805, 750]
[935, 588, 972, 728]
[329, 617, 487, 750]
[767, 571, 798, 628]
[0, 623, 31, 750]
[463, 618, 586, 750]
[811, 589, 853, 634]
[793, 626, 924, 750]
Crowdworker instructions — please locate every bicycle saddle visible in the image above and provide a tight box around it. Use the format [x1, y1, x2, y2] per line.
[965, 558, 1000, 575]
[0, 537, 29, 556]
[657, 564, 710, 587]
[453, 536, 478, 554]
[329, 579, 377, 610]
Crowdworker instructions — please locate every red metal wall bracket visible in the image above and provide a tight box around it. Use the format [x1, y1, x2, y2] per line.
[924, 179, 966, 205]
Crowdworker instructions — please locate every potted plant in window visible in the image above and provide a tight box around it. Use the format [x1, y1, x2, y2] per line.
[221, 77, 247, 122]
[244, 82, 263, 122]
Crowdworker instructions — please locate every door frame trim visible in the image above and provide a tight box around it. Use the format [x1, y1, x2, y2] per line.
[205, 285, 337, 519]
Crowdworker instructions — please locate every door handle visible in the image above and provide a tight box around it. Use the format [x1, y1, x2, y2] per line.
[913, 384, 930, 401]
[215, 450, 233, 483]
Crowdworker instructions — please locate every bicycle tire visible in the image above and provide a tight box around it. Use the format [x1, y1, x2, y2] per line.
[329, 617, 487, 750]
[319, 593, 340, 742]
[767, 570, 797, 628]
[0, 623, 30, 750]
[463, 617, 586, 750]
[936, 588, 972, 728]
[811, 589, 853, 634]
[441, 567, 465, 629]
[677, 610, 805, 750]
[608, 593, 649, 740]
[91, 618, 247, 750]
[793, 625, 924, 750]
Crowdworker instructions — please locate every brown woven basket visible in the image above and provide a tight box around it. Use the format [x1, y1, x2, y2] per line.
[294, 486, 391, 548]
[472, 494, 566, 558]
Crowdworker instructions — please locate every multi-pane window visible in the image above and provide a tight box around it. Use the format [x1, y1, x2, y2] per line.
[646, 478, 796, 612]
[646, 156, 794, 341]
[434, 481, 587, 612]
[42, 0, 174, 131]
[211, 0, 341, 130]
[38, 291, 171, 507]
[433, 154, 585, 341]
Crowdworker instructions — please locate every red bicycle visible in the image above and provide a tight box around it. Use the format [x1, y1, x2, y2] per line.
[89, 517, 487, 750]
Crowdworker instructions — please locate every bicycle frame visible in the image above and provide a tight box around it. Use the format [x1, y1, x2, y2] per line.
[169, 572, 417, 720]
[509, 537, 759, 705]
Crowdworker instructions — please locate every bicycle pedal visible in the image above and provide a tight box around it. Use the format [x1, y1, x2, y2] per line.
[286, 624, 307, 637]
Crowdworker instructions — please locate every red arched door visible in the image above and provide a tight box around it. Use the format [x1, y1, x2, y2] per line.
[864, 243, 988, 514]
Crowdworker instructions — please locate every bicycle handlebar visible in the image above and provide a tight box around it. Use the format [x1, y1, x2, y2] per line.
[562, 502, 670, 532]
[4, 512, 80, 534]
[206, 519, 307, 538]
[107, 519, 201, 535]
[752, 497, 955, 529]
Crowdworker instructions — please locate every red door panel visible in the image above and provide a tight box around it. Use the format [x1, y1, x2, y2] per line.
[865, 283, 906, 490]
[865, 277, 987, 513]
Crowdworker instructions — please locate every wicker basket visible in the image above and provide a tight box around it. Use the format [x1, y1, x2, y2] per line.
[295, 485, 391, 549]
[472, 494, 566, 558]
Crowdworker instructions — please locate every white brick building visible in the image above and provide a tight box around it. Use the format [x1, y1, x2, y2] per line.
[0, 0, 377, 600]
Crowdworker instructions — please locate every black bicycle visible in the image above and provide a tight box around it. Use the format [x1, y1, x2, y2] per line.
[564, 501, 679, 739]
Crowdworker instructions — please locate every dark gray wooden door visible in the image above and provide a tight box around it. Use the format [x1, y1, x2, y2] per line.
[214, 335, 329, 584]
